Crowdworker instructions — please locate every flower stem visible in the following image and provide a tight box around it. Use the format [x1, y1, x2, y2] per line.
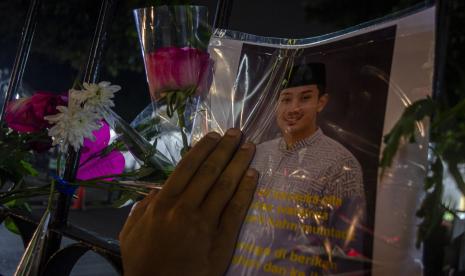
[0, 186, 51, 205]
[177, 103, 189, 156]
[56, 153, 62, 177]
[46, 179, 56, 211]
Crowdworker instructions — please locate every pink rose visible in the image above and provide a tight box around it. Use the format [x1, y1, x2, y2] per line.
[5, 91, 67, 133]
[145, 47, 212, 100]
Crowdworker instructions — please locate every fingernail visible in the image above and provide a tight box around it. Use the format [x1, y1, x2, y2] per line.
[246, 169, 257, 177]
[128, 201, 139, 217]
[241, 142, 254, 149]
[207, 132, 221, 139]
[226, 128, 241, 137]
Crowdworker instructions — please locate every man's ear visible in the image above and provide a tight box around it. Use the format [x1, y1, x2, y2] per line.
[317, 94, 329, 112]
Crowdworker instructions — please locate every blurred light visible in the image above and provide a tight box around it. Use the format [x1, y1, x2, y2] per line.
[443, 212, 454, 222]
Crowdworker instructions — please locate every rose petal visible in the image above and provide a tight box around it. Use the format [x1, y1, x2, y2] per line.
[145, 47, 212, 100]
[5, 91, 67, 133]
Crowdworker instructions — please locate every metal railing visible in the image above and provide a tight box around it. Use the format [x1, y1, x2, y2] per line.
[0, 0, 232, 274]
[1, 0, 456, 274]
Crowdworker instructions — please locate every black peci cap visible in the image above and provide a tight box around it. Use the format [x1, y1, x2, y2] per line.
[282, 62, 326, 89]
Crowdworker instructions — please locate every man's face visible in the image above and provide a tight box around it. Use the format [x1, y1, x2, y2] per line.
[276, 84, 328, 140]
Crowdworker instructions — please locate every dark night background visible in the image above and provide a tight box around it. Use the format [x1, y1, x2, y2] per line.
[0, 0, 439, 123]
[0, 0, 464, 275]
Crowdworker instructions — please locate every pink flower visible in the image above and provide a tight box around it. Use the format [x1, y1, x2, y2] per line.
[77, 121, 125, 181]
[145, 47, 212, 100]
[5, 91, 67, 133]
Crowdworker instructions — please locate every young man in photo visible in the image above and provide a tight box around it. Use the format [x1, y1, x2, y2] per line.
[227, 62, 367, 275]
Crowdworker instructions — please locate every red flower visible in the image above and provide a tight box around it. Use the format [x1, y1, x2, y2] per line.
[5, 91, 67, 133]
[145, 47, 212, 100]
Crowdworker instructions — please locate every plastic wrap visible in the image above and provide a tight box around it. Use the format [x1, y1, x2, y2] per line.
[126, 5, 211, 170]
[190, 5, 436, 276]
[130, 99, 201, 166]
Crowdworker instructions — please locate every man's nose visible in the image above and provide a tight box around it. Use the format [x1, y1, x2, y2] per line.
[288, 100, 302, 112]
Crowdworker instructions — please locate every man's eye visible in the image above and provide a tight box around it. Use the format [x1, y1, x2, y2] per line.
[302, 95, 312, 100]
[280, 98, 291, 103]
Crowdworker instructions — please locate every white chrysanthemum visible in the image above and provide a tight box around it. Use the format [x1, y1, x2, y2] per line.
[67, 89, 86, 113]
[45, 106, 101, 153]
[76, 81, 121, 113]
[68, 88, 85, 104]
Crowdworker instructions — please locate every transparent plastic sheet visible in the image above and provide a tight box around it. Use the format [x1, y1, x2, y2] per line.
[120, 5, 211, 172]
[191, 5, 436, 276]
[130, 98, 201, 167]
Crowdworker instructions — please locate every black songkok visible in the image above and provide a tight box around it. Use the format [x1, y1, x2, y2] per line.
[283, 62, 326, 89]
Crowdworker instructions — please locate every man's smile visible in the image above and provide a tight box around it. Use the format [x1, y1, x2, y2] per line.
[283, 113, 303, 125]
[276, 84, 328, 144]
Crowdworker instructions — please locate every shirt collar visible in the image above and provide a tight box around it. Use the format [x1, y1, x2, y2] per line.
[279, 128, 323, 152]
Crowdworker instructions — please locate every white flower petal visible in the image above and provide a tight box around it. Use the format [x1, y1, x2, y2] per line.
[98, 81, 111, 87]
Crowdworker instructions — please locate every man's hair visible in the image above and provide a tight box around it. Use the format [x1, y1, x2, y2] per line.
[281, 62, 327, 96]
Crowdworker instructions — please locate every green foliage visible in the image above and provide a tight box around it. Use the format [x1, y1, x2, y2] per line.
[19, 160, 39, 177]
[129, 165, 174, 183]
[380, 98, 436, 170]
[112, 190, 142, 208]
[0, 123, 42, 187]
[378, 0, 465, 246]
[415, 158, 444, 247]
[3, 217, 20, 235]
[3, 199, 32, 235]
[381, 95, 465, 246]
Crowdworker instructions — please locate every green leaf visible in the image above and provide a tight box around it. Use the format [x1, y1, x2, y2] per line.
[415, 157, 444, 247]
[2, 199, 32, 235]
[432, 97, 465, 130]
[130, 165, 173, 183]
[4, 217, 20, 235]
[448, 161, 465, 195]
[20, 160, 39, 177]
[380, 98, 436, 170]
[112, 191, 141, 208]
[424, 177, 435, 190]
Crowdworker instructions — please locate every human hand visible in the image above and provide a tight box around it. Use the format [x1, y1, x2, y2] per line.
[119, 129, 257, 276]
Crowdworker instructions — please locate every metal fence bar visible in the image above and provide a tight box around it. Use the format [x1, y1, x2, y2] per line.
[2, 0, 227, 273]
[44, 0, 119, 263]
[432, 0, 450, 100]
[0, 0, 42, 121]
[421, 1, 451, 274]
[83, 0, 118, 83]
[213, 0, 234, 29]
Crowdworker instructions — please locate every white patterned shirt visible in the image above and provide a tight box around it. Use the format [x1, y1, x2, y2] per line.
[227, 129, 366, 276]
